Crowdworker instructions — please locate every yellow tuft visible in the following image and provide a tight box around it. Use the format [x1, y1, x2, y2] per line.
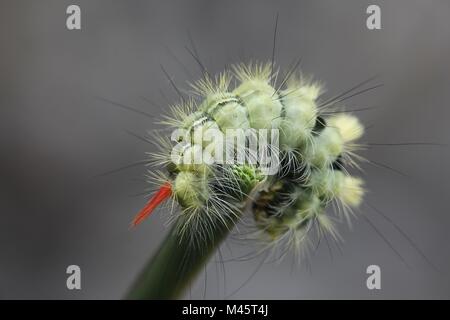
[232, 62, 273, 83]
[160, 99, 197, 128]
[328, 114, 364, 143]
[190, 72, 231, 96]
[306, 126, 344, 168]
[338, 175, 364, 207]
[286, 74, 323, 101]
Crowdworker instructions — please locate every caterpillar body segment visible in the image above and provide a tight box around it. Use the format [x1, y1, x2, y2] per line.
[134, 62, 365, 257]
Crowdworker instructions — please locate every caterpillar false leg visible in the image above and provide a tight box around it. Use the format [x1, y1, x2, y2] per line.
[132, 182, 172, 227]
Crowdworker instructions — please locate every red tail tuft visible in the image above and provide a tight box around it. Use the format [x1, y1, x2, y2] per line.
[132, 182, 172, 227]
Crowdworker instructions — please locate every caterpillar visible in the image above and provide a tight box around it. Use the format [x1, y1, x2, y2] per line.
[132, 62, 365, 256]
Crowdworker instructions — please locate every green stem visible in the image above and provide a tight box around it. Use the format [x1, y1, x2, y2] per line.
[125, 213, 239, 299]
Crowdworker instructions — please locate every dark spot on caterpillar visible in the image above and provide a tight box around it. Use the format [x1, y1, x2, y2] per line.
[166, 162, 179, 177]
[312, 116, 326, 136]
[331, 155, 344, 171]
[277, 155, 307, 182]
[253, 180, 298, 217]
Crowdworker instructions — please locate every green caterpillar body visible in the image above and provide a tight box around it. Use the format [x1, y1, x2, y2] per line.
[153, 63, 364, 253]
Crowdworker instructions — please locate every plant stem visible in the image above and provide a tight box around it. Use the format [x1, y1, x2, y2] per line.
[125, 213, 239, 299]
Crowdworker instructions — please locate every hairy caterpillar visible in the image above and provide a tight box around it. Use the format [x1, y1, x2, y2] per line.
[132, 62, 365, 256]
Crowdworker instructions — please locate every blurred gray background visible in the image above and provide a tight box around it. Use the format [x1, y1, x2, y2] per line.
[1, 0, 450, 299]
